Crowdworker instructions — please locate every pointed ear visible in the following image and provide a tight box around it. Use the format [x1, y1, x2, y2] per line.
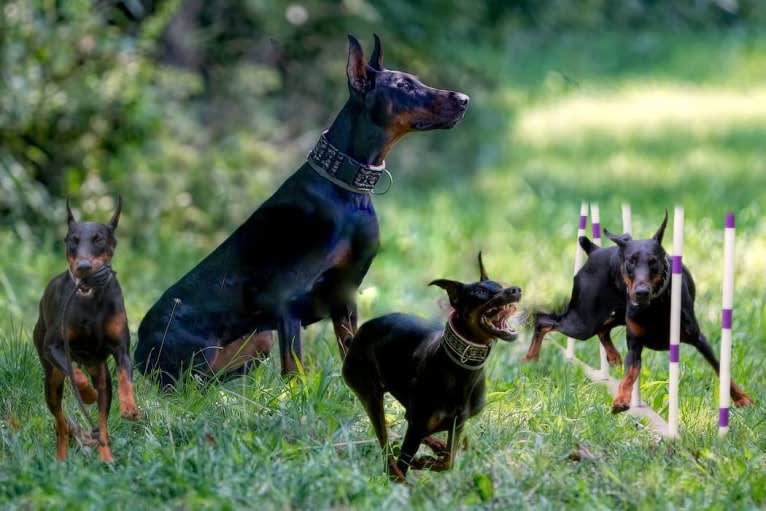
[477, 251, 489, 281]
[578, 236, 599, 255]
[429, 279, 463, 306]
[369, 33, 383, 70]
[347, 34, 372, 96]
[604, 228, 631, 248]
[653, 210, 668, 244]
[66, 197, 76, 225]
[109, 195, 122, 232]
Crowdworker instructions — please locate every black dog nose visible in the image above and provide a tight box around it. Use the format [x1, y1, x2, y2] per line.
[450, 91, 470, 107]
[634, 285, 651, 298]
[509, 286, 522, 296]
[76, 260, 92, 272]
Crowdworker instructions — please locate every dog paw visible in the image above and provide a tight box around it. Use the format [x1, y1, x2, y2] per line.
[386, 459, 407, 483]
[734, 394, 754, 407]
[99, 447, 114, 463]
[422, 436, 448, 455]
[120, 405, 141, 421]
[607, 353, 622, 367]
[611, 401, 630, 414]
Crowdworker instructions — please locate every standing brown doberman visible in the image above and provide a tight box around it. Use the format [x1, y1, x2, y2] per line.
[33, 198, 139, 462]
[135, 35, 470, 386]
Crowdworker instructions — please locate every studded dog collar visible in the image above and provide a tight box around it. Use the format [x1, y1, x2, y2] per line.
[441, 313, 492, 370]
[307, 132, 387, 194]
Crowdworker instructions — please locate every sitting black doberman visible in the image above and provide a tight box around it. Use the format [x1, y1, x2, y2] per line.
[343, 254, 521, 481]
[524, 234, 625, 366]
[135, 35, 470, 385]
[604, 214, 753, 412]
[33, 198, 139, 462]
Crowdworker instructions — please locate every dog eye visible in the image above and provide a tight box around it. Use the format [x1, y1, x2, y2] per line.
[92, 235, 102, 243]
[397, 80, 413, 92]
[69, 236, 79, 244]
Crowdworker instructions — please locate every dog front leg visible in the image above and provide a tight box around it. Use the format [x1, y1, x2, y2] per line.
[394, 423, 425, 481]
[90, 363, 114, 462]
[114, 343, 140, 420]
[277, 317, 302, 375]
[43, 364, 69, 461]
[613, 343, 642, 414]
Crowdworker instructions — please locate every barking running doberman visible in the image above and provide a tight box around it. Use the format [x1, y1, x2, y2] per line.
[33, 197, 139, 462]
[604, 213, 754, 413]
[134, 35, 470, 386]
[343, 254, 521, 481]
[523, 235, 626, 366]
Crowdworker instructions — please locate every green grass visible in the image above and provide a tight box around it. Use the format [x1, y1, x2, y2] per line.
[2, 30, 766, 509]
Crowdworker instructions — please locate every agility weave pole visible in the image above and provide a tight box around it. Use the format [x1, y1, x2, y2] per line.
[622, 204, 643, 409]
[565, 202, 589, 360]
[718, 213, 735, 435]
[590, 203, 610, 379]
[668, 206, 684, 438]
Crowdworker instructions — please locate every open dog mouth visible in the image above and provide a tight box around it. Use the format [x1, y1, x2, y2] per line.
[480, 301, 521, 341]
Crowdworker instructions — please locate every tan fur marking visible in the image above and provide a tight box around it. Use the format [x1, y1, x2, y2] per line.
[209, 331, 273, 372]
[117, 366, 140, 420]
[613, 364, 640, 412]
[49, 368, 70, 461]
[626, 319, 645, 337]
[106, 312, 127, 340]
[73, 367, 97, 404]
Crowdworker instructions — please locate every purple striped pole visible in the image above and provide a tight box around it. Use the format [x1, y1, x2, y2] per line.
[719, 213, 735, 435]
[590, 203, 609, 379]
[566, 202, 589, 360]
[668, 206, 684, 438]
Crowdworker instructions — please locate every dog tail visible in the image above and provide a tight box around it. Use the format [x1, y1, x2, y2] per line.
[578, 236, 600, 255]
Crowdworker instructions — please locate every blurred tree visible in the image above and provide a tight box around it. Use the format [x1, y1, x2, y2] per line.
[1, 0, 763, 242]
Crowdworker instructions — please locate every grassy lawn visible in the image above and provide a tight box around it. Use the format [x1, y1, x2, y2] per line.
[2, 30, 765, 509]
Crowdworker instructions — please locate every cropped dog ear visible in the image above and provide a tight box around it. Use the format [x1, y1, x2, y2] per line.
[429, 279, 463, 306]
[66, 197, 76, 225]
[653, 210, 668, 244]
[369, 33, 383, 71]
[578, 236, 599, 255]
[604, 228, 631, 248]
[347, 34, 374, 96]
[109, 195, 122, 232]
[477, 251, 489, 281]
